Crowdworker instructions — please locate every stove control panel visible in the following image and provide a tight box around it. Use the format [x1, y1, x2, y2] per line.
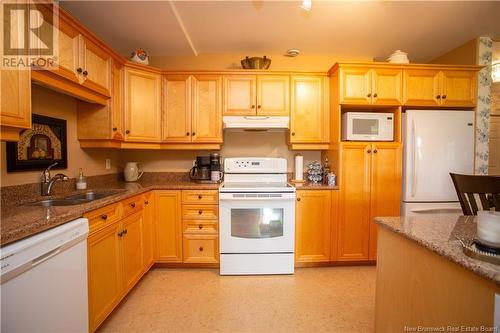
[224, 157, 287, 174]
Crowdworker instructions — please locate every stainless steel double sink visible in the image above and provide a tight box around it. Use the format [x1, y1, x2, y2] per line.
[29, 190, 126, 207]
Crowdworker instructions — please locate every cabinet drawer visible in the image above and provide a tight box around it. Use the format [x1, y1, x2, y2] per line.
[182, 235, 219, 263]
[121, 195, 143, 217]
[182, 190, 218, 205]
[183, 220, 218, 234]
[85, 202, 122, 234]
[182, 205, 218, 220]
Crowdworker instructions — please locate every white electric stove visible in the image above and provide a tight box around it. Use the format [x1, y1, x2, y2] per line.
[219, 157, 296, 275]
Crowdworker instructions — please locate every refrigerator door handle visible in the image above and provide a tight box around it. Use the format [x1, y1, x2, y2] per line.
[411, 118, 418, 198]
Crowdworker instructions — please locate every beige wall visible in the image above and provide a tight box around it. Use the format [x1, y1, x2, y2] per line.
[149, 53, 372, 72]
[120, 131, 322, 174]
[0, 85, 121, 187]
[429, 39, 478, 65]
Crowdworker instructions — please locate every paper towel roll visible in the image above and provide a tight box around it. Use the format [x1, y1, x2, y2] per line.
[294, 155, 304, 181]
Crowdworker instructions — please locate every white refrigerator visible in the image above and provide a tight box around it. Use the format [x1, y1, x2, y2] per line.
[402, 110, 475, 216]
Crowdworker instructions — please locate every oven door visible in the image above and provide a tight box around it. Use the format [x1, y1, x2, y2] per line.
[219, 192, 295, 253]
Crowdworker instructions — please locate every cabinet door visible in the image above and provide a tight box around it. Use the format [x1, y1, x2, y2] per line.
[403, 69, 440, 106]
[295, 190, 332, 263]
[339, 67, 371, 104]
[223, 75, 256, 115]
[191, 75, 223, 143]
[124, 68, 162, 142]
[0, 69, 31, 140]
[183, 234, 219, 264]
[121, 212, 144, 293]
[142, 192, 155, 269]
[111, 63, 124, 140]
[54, 18, 80, 83]
[338, 143, 371, 261]
[368, 143, 402, 260]
[372, 68, 402, 105]
[440, 70, 477, 107]
[290, 76, 329, 143]
[155, 191, 183, 262]
[162, 75, 192, 142]
[81, 37, 112, 97]
[88, 223, 122, 333]
[256, 75, 290, 116]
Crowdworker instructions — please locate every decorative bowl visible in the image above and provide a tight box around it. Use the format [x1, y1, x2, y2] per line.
[241, 56, 271, 69]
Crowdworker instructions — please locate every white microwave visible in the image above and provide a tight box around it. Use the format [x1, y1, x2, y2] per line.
[341, 112, 394, 141]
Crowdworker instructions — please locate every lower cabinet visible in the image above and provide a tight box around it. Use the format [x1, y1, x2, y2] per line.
[295, 190, 335, 263]
[87, 194, 154, 332]
[155, 191, 183, 262]
[142, 192, 155, 268]
[183, 234, 219, 264]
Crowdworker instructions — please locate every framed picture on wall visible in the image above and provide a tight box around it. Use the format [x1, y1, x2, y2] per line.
[6, 114, 68, 172]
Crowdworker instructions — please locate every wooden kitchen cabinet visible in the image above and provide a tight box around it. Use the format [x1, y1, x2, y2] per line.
[142, 192, 155, 269]
[80, 36, 112, 96]
[403, 69, 476, 107]
[295, 190, 332, 263]
[0, 69, 31, 141]
[290, 75, 329, 144]
[183, 234, 219, 264]
[87, 223, 123, 333]
[162, 75, 222, 143]
[339, 66, 402, 105]
[124, 66, 162, 142]
[223, 75, 289, 116]
[155, 191, 183, 262]
[368, 143, 402, 260]
[121, 212, 144, 293]
[337, 142, 402, 261]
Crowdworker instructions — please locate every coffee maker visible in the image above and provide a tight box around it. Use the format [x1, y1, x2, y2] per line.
[190, 156, 211, 182]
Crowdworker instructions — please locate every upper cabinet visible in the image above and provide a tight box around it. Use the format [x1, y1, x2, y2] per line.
[123, 66, 162, 142]
[289, 76, 329, 145]
[163, 75, 222, 144]
[339, 66, 402, 105]
[223, 75, 289, 116]
[79, 37, 112, 97]
[403, 68, 477, 107]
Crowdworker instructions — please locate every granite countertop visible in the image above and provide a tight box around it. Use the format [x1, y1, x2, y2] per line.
[0, 173, 337, 247]
[375, 215, 500, 285]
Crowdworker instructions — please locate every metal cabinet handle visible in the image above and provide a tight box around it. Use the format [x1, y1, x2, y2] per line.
[130, 203, 136, 208]
[125, 130, 130, 134]
[442, 95, 447, 99]
[297, 197, 301, 201]
[367, 149, 372, 153]
[101, 214, 108, 220]
[198, 195, 202, 200]
[251, 105, 255, 109]
[192, 132, 196, 136]
[373, 93, 378, 98]
[118, 231, 123, 237]
[198, 210, 203, 215]
[198, 224, 203, 229]
[123, 229, 128, 235]
[76, 67, 82, 73]
[373, 149, 378, 154]
[144, 200, 149, 205]
[436, 95, 441, 99]
[257, 105, 261, 109]
[199, 246, 204, 252]
[82, 70, 88, 76]
[186, 132, 190, 136]
[367, 93, 372, 97]
[291, 132, 295, 136]
[112, 127, 117, 131]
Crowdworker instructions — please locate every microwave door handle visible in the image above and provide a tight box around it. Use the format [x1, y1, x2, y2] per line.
[411, 118, 418, 198]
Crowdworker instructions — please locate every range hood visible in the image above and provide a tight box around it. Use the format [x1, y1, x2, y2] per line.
[223, 116, 289, 130]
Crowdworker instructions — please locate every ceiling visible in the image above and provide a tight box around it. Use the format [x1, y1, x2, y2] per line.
[60, 1, 500, 62]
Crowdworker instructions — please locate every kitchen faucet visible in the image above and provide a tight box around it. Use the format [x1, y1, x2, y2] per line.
[41, 162, 69, 196]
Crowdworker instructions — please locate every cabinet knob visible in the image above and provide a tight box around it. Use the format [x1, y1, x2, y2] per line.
[192, 132, 196, 136]
[198, 209, 203, 215]
[76, 67, 82, 73]
[82, 70, 88, 76]
[130, 203, 136, 208]
[112, 127, 117, 131]
[198, 195, 202, 200]
[125, 130, 130, 134]
[257, 105, 261, 109]
[186, 132, 190, 136]
[123, 229, 128, 235]
[118, 231, 123, 237]
[198, 224, 203, 229]
[199, 246, 204, 252]
[367, 93, 372, 97]
[297, 197, 301, 201]
[291, 132, 295, 136]
[442, 95, 447, 99]
[367, 149, 372, 153]
[251, 105, 255, 109]
[373, 93, 378, 98]
[436, 95, 441, 99]
[101, 214, 108, 220]
[373, 149, 378, 154]
[144, 200, 149, 205]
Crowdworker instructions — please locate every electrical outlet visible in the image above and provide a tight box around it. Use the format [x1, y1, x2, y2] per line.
[105, 159, 111, 170]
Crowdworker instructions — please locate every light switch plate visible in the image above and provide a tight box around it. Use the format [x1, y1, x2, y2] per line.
[105, 159, 111, 170]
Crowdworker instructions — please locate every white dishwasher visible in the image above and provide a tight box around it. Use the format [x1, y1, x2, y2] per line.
[1, 218, 89, 333]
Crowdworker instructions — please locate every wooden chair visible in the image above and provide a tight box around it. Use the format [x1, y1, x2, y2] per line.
[450, 173, 500, 215]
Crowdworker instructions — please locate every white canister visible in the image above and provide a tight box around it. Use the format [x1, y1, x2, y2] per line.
[124, 162, 144, 182]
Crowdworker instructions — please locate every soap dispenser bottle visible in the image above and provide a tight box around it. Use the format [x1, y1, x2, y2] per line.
[76, 168, 87, 190]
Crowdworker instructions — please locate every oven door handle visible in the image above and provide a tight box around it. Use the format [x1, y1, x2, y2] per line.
[219, 195, 296, 201]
